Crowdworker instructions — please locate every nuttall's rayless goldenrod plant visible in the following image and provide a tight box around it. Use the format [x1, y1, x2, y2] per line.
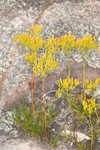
[56, 77, 80, 144]
[13, 25, 44, 112]
[82, 78, 100, 150]
[81, 78, 100, 118]
[75, 35, 98, 89]
[56, 77, 80, 98]
[56, 77, 100, 150]
[84, 78, 100, 96]
[44, 36, 59, 54]
[57, 34, 76, 77]
[73, 94, 100, 150]
[75, 38, 100, 147]
[25, 51, 59, 110]
[27, 51, 59, 139]
[73, 95, 100, 150]
[13, 25, 59, 140]
[29, 24, 43, 36]
[13, 25, 44, 54]
[82, 98, 99, 150]
[77, 78, 100, 150]
[13, 24, 100, 149]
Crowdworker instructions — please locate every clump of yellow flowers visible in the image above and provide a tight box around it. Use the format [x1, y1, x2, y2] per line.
[13, 24, 100, 148]
[84, 78, 100, 93]
[56, 34, 76, 77]
[24, 51, 59, 77]
[57, 34, 76, 54]
[29, 24, 43, 36]
[13, 25, 59, 140]
[82, 98, 97, 116]
[82, 96, 99, 150]
[56, 77, 80, 98]
[44, 37, 59, 54]
[13, 25, 44, 53]
[76, 35, 98, 54]
[76, 35, 99, 90]
[34, 52, 59, 77]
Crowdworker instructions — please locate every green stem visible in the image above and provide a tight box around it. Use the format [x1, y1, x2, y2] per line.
[71, 110, 78, 145]
[68, 52, 71, 78]
[32, 75, 37, 113]
[90, 116, 94, 150]
[42, 76, 48, 141]
[83, 60, 86, 89]
[66, 91, 77, 146]
[83, 60, 86, 100]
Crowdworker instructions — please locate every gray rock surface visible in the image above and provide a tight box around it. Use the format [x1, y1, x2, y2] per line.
[0, 138, 50, 150]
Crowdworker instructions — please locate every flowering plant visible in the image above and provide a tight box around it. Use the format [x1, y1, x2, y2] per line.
[84, 78, 100, 93]
[13, 25, 44, 53]
[82, 98, 97, 116]
[76, 35, 98, 59]
[13, 25, 100, 148]
[56, 77, 80, 98]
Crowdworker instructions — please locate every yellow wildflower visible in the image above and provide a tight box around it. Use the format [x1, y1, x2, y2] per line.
[74, 79, 80, 88]
[44, 37, 58, 54]
[76, 35, 98, 53]
[56, 77, 80, 97]
[82, 100, 87, 111]
[56, 34, 76, 55]
[94, 78, 100, 88]
[13, 32, 44, 52]
[29, 24, 43, 36]
[84, 79, 100, 93]
[82, 99, 96, 115]
[32, 52, 59, 77]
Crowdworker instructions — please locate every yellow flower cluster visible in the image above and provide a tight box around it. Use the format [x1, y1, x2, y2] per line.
[76, 35, 98, 53]
[13, 25, 44, 52]
[24, 53, 37, 64]
[29, 24, 43, 36]
[56, 77, 80, 97]
[82, 99, 96, 115]
[13, 25, 99, 58]
[31, 52, 59, 77]
[44, 37, 58, 54]
[43, 34, 76, 55]
[13, 33, 44, 52]
[57, 34, 76, 54]
[84, 78, 100, 92]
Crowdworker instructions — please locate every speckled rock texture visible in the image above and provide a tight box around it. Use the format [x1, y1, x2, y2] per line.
[0, 138, 51, 150]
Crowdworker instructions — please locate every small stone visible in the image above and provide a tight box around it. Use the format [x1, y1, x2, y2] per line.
[94, 87, 100, 99]
[61, 129, 90, 142]
[98, 36, 100, 42]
